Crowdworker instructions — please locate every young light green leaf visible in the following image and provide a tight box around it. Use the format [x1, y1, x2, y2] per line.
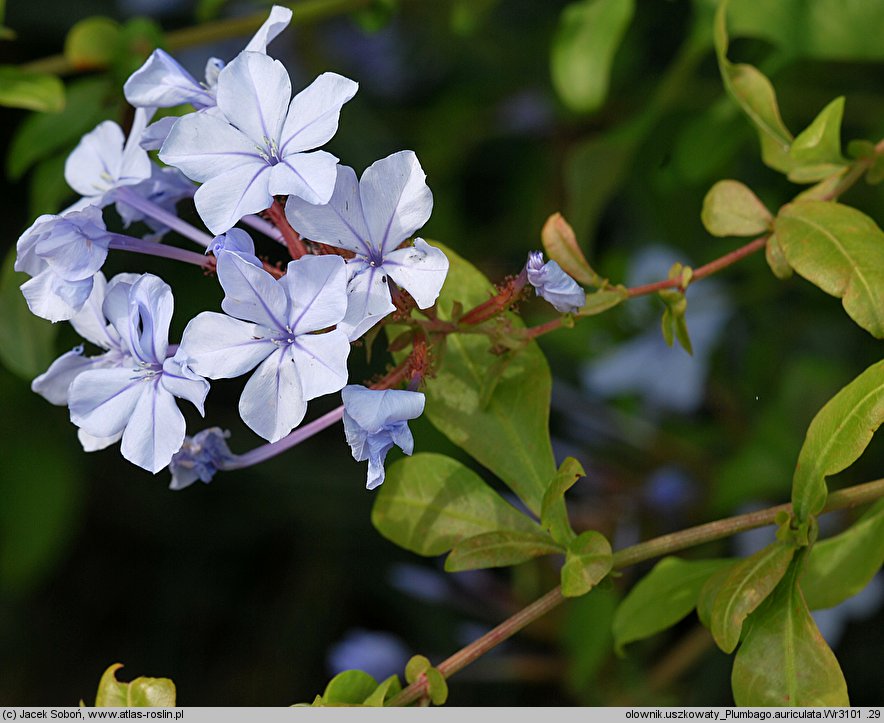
[701, 180, 772, 237]
[550, 0, 635, 114]
[0, 66, 64, 113]
[404, 655, 430, 684]
[710, 541, 795, 653]
[791, 359, 884, 521]
[613, 557, 732, 653]
[788, 97, 848, 183]
[425, 668, 448, 706]
[419, 243, 557, 515]
[541, 212, 600, 287]
[561, 530, 613, 598]
[541, 457, 585, 545]
[578, 285, 629, 316]
[0, 248, 57, 379]
[775, 202, 884, 338]
[713, 0, 793, 173]
[764, 233, 792, 279]
[371, 453, 547, 557]
[696, 560, 738, 630]
[732, 557, 849, 706]
[802, 499, 884, 610]
[322, 670, 378, 706]
[445, 530, 562, 572]
[362, 674, 402, 707]
[94, 664, 176, 707]
[64, 16, 122, 70]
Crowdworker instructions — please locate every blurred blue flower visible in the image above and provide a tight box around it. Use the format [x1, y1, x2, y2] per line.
[169, 427, 235, 491]
[327, 628, 411, 681]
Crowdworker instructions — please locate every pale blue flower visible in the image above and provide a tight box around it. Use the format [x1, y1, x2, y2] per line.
[14, 206, 113, 322]
[179, 253, 351, 442]
[115, 164, 196, 241]
[327, 628, 411, 681]
[64, 108, 153, 213]
[159, 50, 357, 234]
[168, 427, 235, 490]
[342, 385, 425, 490]
[124, 5, 293, 112]
[526, 251, 586, 313]
[208, 228, 262, 268]
[68, 274, 210, 473]
[286, 151, 448, 340]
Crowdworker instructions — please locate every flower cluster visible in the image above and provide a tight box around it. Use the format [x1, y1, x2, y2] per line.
[19, 6, 450, 490]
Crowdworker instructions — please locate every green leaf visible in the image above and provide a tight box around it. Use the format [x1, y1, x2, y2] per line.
[788, 97, 848, 183]
[362, 675, 401, 707]
[550, 0, 635, 114]
[445, 530, 562, 572]
[802, 499, 884, 610]
[418, 243, 556, 514]
[196, 0, 229, 22]
[371, 453, 546, 557]
[560, 587, 618, 696]
[764, 233, 792, 280]
[613, 557, 732, 653]
[713, 0, 793, 173]
[732, 557, 849, 706]
[7, 77, 112, 180]
[425, 668, 449, 706]
[322, 670, 378, 706]
[64, 16, 122, 70]
[0, 248, 57, 379]
[774, 202, 884, 338]
[541, 212, 600, 287]
[697, 560, 738, 630]
[94, 664, 176, 707]
[578, 286, 629, 316]
[0, 66, 64, 113]
[659, 290, 692, 355]
[710, 541, 796, 653]
[541, 457, 584, 545]
[791, 360, 884, 521]
[561, 530, 613, 598]
[701, 180, 772, 237]
[404, 655, 430, 684]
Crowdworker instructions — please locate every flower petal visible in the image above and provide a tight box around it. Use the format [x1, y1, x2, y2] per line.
[180, 311, 276, 379]
[284, 165, 371, 255]
[161, 354, 210, 413]
[217, 251, 287, 329]
[34, 210, 110, 282]
[216, 51, 290, 146]
[69, 367, 147, 438]
[64, 121, 125, 197]
[78, 428, 122, 452]
[31, 347, 94, 405]
[126, 274, 173, 364]
[268, 149, 339, 205]
[279, 72, 358, 154]
[336, 263, 396, 341]
[159, 111, 263, 182]
[341, 385, 425, 432]
[124, 49, 215, 109]
[120, 383, 187, 473]
[193, 161, 273, 234]
[68, 272, 115, 348]
[243, 5, 293, 53]
[139, 116, 179, 151]
[15, 214, 55, 276]
[281, 254, 348, 333]
[382, 239, 449, 308]
[119, 107, 154, 185]
[289, 329, 350, 401]
[239, 346, 307, 442]
[21, 268, 93, 322]
[360, 151, 433, 255]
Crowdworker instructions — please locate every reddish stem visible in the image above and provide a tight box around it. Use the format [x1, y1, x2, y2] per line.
[267, 200, 309, 259]
[459, 269, 529, 325]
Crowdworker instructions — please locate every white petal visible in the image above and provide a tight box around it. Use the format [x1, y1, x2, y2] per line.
[65, 121, 125, 197]
[382, 239, 449, 308]
[78, 428, 122, 452]
[337, 264, 396, 341]
[118, 107, 153, 186]
[360, 151, 433, 255]
[69, 272, 116, 349]
[243, 5, 293, 53]
[180, 311, 276, 379]
[101, 274, 138, 349]
[193, 161, 273, 235]
[120, 384, 187, 473]
[289, 329, 350, 400]
[268, 149, 339, 205]
[139, 116, 179, 151]
[161, 355, 210, 413]
[15, 214, 55, 276]
[281, 254, 348, 333]
[279, 72, 358, 154]
[217, 252, 287, 329]
[31, 347, 94, 405]
[126, 274, 173, 364]
[124, 49, 215, 109]
[342, 385, 425, 432]
[21, 268, 93, 322]
[159, 111, 264, 182]
[239, 346, 306, 442]
[284, 165, 371, 255]
[216, 51, 290, 146]
[69, 367, 147, 438]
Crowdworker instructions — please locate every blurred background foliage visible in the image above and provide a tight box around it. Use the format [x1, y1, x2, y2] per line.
[0, 0, 882, 706]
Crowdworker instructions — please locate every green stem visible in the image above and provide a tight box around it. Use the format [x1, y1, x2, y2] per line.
[386, 476, 884, 707]
[21, 0, 372, 77]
